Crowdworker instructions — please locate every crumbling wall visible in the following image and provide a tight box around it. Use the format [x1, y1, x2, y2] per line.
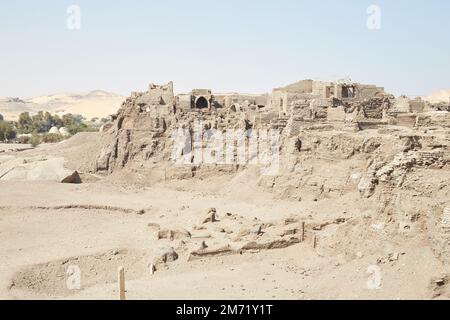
[355, 84, 385, 99]
[95, 85, 175, 174]
[416, 112, 450, 128]
[135, 82, 174, 109]
[359, 96, 390, 119]
[176, 94, 193, 111]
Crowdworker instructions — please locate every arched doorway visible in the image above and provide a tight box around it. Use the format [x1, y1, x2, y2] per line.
[195, 96, 209, 109]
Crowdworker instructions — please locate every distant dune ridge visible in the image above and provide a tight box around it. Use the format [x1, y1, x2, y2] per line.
[0, 90, 125, 121]
[423, 89, 450, 104]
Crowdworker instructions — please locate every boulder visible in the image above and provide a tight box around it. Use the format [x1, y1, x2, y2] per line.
[148, 246, 178, 266]
[157, 228, 191, 241]
[202, 208, 218, 224]
[61, 171, 82, 184]
[0, 156, 79, 182]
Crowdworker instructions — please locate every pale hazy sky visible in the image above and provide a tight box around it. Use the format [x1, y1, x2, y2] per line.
[1, 0, 449, 97]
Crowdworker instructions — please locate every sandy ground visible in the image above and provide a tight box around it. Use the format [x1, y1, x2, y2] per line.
[0, 178, 445, 300]
[0, 143, 33, 152]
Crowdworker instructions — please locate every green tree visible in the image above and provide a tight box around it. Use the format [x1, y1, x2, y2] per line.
[61, 113, 89, 134]
[14, 112, 95, 138]
[0, 122, 17, 141]
[52, 114, 64, 127]
[17, 112, 33, 133]
[30, 111, 55, 133]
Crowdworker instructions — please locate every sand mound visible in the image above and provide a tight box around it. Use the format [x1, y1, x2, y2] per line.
[425, 89, 450, 103]
[20, 132, 104, 173]
[60, 96, 125, 120]
[0, 91, 124, 121]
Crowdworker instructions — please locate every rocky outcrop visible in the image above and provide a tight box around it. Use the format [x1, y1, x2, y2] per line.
[0, 156, 82, 182]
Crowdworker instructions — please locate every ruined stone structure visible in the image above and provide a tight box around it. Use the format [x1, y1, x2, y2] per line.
[117, 78, 398, 132]
[96, 79, 449, 188]
[141, 78, 441, 133]
[176, 89, 268, 113]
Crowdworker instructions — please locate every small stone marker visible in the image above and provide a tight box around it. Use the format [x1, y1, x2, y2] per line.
[301, 222, 305, 242]
[118, 266, 126, 300]
[149, 263, 156, 275]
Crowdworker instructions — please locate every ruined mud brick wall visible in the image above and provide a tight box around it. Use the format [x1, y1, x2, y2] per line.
[354, 84, 385, 100]
[214, 93, 268, 109]
[395, 114, 418, 128]
[358, 97, 389, 119]
[428, 206, 450, 264]
[409, 98, 426, 113]
[96, 83, 176, 173]
[176, 94, 192, 111]
[136, 82, 175, 108]
[416, 112, 450, 128]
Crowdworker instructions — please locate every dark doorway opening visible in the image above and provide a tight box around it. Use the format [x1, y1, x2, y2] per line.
[196, 96, 209, 109]
[342, 86, 355, 98]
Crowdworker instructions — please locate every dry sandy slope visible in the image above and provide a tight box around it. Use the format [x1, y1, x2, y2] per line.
[14, 132, 104, 174]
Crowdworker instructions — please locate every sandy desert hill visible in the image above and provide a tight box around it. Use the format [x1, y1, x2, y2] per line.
[0, 91, 125, 121]
[424, 89, 450, 104]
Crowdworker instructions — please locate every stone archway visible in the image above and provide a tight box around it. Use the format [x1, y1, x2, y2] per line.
[195, 96, 209, 109]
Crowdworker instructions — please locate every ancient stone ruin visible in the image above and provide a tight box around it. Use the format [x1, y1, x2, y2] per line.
[95, 79, 449, 181]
